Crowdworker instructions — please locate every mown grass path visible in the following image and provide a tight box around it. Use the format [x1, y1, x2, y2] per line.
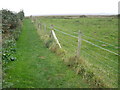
[4, 19, 90, 88]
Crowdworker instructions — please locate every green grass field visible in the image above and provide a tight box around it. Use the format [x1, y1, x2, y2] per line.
[3, 18, 91, 88]
[35, 16, 118, 88]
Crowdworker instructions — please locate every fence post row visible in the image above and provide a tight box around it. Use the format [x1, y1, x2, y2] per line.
[77, 30, 82, 58]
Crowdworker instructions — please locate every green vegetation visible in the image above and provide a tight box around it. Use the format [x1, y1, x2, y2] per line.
[2, 9, 24, 88]
[3, 19, 90, 88]
[33, 16, 118, 88]
[2, 13, 118, 88]
[2, 9, 24, 65]
[2, 9, 24, 33]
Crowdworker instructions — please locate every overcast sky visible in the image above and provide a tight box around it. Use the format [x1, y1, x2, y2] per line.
[0, 0, 119, 16]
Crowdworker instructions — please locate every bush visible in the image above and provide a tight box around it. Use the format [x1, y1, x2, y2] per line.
[2, 9, 24, 33]
[2, 9, 24, 64]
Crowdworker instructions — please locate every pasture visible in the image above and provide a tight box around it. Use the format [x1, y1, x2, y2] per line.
[34, 16, 118, 88]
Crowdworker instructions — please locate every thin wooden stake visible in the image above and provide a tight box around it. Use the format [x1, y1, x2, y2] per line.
[50, 24, 53, 29]
[38, 23, 39, 30]
[40, 23, 42, 30]
[44, 24, 46, 32]
[51, 30, 62, 48]
[77, 30, 82, 58]
[37, 23, 39, 29]
[49, 24, 54, 38]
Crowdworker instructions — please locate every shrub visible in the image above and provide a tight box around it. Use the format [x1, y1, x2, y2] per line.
[1, 9, 24, 33]
[2, 9, 24, 64]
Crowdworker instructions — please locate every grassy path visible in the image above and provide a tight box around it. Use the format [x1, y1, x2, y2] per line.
[4, 19, 90, 88]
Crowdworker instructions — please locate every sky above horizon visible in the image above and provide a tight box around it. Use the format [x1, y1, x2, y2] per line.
[0, 0, 119, 16]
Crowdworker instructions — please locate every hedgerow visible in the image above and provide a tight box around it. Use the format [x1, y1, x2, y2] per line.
[2, 9, 24, 64]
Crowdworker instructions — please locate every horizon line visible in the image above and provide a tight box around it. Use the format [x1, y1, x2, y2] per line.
[26, 13, 118, 16]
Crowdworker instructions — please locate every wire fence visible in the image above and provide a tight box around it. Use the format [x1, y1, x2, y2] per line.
[33, 18, 118, 87]
[54, 25, 118, 48]
[53, 28, 119, 56]
[52, 26, 118, 71]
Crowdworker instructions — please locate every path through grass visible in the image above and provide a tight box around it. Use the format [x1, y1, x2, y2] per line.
[3, 19, 90, 88]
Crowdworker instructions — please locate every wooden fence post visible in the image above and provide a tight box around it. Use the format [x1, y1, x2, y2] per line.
[44, 24, 46, 32]
[77, 30, 82, 58]
[49, 24, 54, 37]
[38, 23, 40, 30]
[40, 23, 42, 30]
[37, 23, 39, 29]
[51, 24, 54, 30]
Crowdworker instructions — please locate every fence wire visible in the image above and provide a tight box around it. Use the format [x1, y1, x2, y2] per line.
[53, 27, 119, 56]
[35, 21, 118, 87]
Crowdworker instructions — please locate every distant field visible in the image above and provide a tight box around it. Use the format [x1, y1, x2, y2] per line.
[35, 16, 118, 87]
